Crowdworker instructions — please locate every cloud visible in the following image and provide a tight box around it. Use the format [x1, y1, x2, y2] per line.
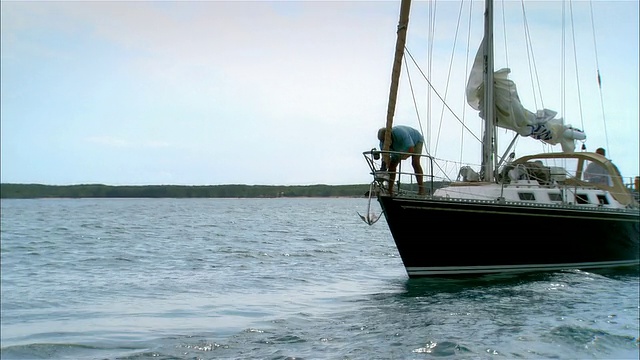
[1, 0, 637, 185]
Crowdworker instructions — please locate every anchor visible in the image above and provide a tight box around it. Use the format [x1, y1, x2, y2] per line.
[358, 182, 381, 225]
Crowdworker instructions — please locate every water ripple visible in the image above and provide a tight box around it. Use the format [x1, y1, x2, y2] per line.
[1, 198, 638, 360]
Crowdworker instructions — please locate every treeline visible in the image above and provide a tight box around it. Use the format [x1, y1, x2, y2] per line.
[0, 183, 373, 199]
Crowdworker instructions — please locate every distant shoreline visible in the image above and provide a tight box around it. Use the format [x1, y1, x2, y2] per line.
[0, 183, 374, 199]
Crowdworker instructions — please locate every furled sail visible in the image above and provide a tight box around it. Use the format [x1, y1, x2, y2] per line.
[466, 39, 586, 152]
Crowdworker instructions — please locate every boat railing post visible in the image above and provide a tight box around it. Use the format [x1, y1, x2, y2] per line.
[396, 155, 402, 194]
[422, 153, 433, 195]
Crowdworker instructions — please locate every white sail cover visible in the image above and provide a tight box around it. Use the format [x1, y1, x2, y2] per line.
[466, 39, 586, 152]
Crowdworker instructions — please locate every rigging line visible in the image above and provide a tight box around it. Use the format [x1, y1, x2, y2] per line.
[569, 0, 586, 133]
[499, 0, 540, 158]
[427, 0, 437, 155]
[435, 160, 456, 183]
[402, 54, 424, 142]
[519, 0, 551, 156]
[519, 0, 543, 109]
[404, 47, 482, 145]
[434, 0, 465, 157]
[498, 0, 513, 163]
[460, 0, 474, 166]
[500, 0, 508, 69]
[396, 60, 457, 181]
[504, 0, 541, 156]
[561, 1, 566, 120]
[588, 0, 610, 152]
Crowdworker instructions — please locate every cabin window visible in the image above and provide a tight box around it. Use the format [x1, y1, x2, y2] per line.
[575, 194, 590, 204]
[549, 193, 563, 202]
[596, 194, 609, 205]
[518, 192, 536, 201]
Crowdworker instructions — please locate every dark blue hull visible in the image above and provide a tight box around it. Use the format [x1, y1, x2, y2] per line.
[379, 195, 640, 277]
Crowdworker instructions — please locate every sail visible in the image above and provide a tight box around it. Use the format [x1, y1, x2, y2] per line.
[466, 39, 586, 153]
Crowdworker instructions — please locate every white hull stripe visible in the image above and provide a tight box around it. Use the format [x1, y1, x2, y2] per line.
[406, 260, 639, 276]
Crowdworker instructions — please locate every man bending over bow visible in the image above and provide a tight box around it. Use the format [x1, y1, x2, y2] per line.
[377, 125, 425, 195]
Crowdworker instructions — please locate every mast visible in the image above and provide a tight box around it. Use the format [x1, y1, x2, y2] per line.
[481, 0, 495, 181]
[382, 0, 412, 166]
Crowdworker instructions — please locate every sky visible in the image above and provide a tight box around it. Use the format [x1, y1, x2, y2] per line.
[1, 0, 638, 186]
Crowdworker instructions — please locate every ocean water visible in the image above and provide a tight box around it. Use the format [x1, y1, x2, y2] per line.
[1, 198, 638, 360]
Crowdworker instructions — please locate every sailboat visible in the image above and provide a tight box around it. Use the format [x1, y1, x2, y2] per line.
[362, 0, 639, 277]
